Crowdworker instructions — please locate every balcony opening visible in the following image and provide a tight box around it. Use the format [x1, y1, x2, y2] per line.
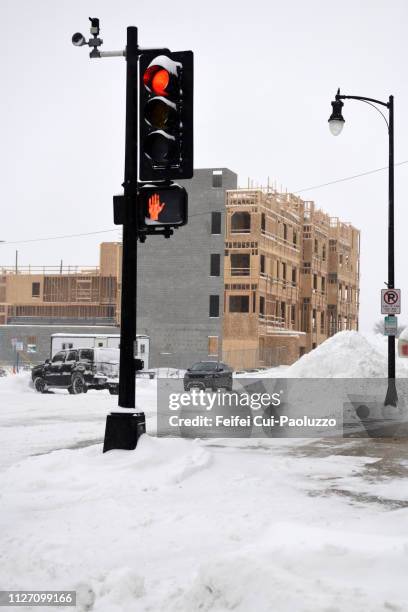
[230, 253, 250, 276]
[229, 295, 250, 313]
[231, 211, 251, 234]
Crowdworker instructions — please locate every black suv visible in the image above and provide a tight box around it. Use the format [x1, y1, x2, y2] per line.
[184, 361, 233, 392]
[31, 348, 119, 395]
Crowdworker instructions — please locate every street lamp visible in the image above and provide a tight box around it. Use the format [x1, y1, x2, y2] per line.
[328, 88, 397, 407]
[328, 93, 345, 136]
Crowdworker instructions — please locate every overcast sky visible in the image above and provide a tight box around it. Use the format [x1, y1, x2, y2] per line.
[1, 0, 407, 331]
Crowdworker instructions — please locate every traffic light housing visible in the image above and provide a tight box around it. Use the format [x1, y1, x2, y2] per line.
[139, 50, 193, 182]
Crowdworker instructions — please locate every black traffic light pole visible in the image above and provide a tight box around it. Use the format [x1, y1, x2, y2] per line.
[330, 91, 397, 407]
[119, 26, 139, 409]
[72, 21, 145, 450]
[103, 26, 146, 452]
[73, 20, 193, 450]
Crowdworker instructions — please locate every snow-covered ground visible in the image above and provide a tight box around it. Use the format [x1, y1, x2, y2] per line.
[1, 332, 408, 611]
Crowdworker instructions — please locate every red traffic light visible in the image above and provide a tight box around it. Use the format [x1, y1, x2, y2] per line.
[143, 55, 181, 98]
[143, 66, 170, 96]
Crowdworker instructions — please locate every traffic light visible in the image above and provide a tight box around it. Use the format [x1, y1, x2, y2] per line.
[138, 183, 187, 229]
[139, 51, 193, 182]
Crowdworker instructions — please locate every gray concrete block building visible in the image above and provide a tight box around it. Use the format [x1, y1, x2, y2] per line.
[137, 168, 237, 368]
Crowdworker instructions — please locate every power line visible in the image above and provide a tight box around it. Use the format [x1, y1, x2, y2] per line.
[0, 160, 407, 245]
[1, 229, 118, 246]
[293, 160, 408, 194]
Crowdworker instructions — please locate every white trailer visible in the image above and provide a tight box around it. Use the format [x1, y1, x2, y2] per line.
[50, 333, 150, 369]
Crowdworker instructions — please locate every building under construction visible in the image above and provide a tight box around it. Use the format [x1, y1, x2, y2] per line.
[0, 243, 121, 327]
[223, 188, 360, 369]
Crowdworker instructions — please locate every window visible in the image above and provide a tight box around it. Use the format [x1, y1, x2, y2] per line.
[313, 274, 318, 290]
[321, 312, 325, 332]
[231, 212, 251, 233]
[210, 254, 220, 277]
[231, 253, 250, 276]
[261, 213, 266, 232]
[79, 349, 94, 361]
[291, 304, 296, 325]
[280, 302, 286, 323]
[260, 296, 265, 315]
[191, 362, 218, 371]
[292, 268, 297, 285]
[314, 239, 318, 254]
[260, 254, 265, 274]
[283, 224, 288, 241]
[52, 351, 65, 363]
[282, 263, 286, 280]
[312, 309, 317, 330]
[62, 342, 73, 350]
[322, 244, 326, 261]
[32, 282, 40, 297]
[212, 170, 222, 188]
[211, 211, 222, 234]
[209, 295, 220, 317]
[229, 295, 249, 313]
[293, 232, 297, 246]
[208, 336, 219, 357]
[66, 350, 78, 362]
[321, 277, 326, 293]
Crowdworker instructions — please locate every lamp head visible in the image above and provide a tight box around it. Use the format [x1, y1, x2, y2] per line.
[328, 91, 345, 136]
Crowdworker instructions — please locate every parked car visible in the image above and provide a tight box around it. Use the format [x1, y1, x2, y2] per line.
[31, 348, 120, 395]
[184, 361, 233, 392]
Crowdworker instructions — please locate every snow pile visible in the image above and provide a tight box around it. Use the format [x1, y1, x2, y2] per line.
[1, 435, 408, 611]
[399, 326, 408, 341]
[0, 371, 33, 393]
[2, 365, 408, 610]
[286, 331, 408, 378]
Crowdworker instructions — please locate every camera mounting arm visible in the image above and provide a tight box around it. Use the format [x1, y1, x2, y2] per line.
[72, 17, 125, 58]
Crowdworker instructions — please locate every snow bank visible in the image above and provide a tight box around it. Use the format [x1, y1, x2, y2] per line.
[0, 371, 33, 393]
[286, 331, 408, 378]
[178, 521, 408, 612]
[1, 436, 407, 612]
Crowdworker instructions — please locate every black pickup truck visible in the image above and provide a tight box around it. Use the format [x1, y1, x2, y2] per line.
[31, 348, 119, 395]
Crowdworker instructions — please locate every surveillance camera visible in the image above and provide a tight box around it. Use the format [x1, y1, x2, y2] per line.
[72, 32, 86, 47]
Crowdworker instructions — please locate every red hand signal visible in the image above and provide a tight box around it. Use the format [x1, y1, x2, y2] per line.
[148, 193, 165, 221]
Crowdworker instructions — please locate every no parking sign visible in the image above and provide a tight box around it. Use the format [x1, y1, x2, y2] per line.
[381, 289, 401, 315]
